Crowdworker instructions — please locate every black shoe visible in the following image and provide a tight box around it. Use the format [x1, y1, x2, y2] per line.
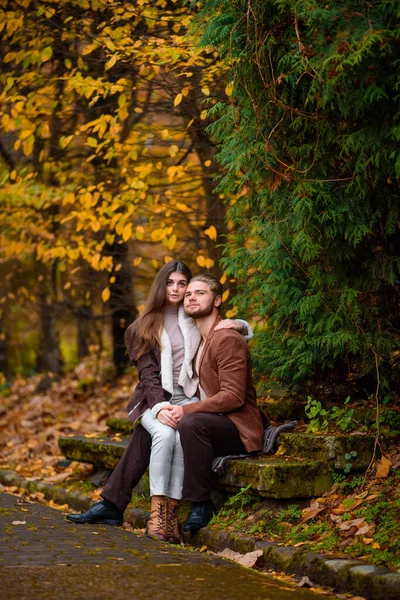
[183, 500, 215, 532]
[66, 499, 123, 526]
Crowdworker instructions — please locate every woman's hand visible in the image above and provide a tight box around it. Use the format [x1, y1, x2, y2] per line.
[214, 319, 243, 332]
[157, 406, 182, 428]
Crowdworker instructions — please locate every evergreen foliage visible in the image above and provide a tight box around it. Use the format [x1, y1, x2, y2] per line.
[195, 0, 400, 398]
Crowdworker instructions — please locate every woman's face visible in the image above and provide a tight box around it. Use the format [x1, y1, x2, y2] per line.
[166, 271, 188, 306]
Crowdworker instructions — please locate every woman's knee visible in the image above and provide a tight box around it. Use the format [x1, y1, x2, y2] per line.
[151, 425, 176, 448]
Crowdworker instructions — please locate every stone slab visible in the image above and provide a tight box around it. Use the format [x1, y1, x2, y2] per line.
[278, 433, 375, 470]
[58, 435, 333, 499]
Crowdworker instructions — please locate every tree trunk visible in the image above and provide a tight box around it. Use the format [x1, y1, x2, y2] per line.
[36, 276, 63, 374]
[77, 304, 92, 359]
[0, 319, 9, 378]
[106, 242, 137, 374]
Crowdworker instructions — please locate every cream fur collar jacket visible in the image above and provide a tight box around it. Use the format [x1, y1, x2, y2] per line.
[159, 305, 201, 399]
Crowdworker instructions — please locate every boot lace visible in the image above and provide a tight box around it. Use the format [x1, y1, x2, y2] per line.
[156, 502, 166, 532]
[166, 503, 179, 536]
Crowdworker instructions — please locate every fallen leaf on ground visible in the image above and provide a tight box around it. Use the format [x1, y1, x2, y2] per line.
[275, 443, 286, 456]
[375, 456, 392, 478]
[297, 576, 313, 587]
[215, 548, 242, 561]
[355, 524, 375, 536]
[12, 520, 26, 525]
[236, 549, 263, 568]
[43, 472, 71, 483]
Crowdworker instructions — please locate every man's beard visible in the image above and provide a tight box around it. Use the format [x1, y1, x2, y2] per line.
[185, 300, 215, 318]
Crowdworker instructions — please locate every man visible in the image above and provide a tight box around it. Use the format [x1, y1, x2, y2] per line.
[166, 274, 264, 531]
[67, 275, 262, 529]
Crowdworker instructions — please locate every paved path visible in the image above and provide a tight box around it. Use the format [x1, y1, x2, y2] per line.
[0, 492, 333, 600]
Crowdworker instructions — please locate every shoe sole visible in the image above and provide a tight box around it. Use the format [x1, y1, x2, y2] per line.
[66, 517, 122, 526]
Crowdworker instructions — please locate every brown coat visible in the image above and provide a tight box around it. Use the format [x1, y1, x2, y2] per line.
[182, 316, 264, 453]
[125, 327, 171, 424]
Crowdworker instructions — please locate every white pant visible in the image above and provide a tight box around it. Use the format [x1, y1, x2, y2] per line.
[140, 387, 198, 499]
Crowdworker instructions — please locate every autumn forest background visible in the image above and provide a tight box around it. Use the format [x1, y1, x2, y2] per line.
[0, 0, 400, 572]
[1, 0, 400, 403]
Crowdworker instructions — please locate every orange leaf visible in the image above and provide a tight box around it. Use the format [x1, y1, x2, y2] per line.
[375, 455, 392, 478]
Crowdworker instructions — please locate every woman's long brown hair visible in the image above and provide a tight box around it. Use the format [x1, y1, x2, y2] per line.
[126, 260, 192, 360]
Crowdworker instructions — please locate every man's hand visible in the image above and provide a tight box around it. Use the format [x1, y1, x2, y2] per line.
[157, 406, 178, 428]
[214, 319, 243, 332]
[169, 405, 184, 423]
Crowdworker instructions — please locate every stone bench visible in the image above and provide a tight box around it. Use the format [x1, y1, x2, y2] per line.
[58, 421, 375, 500]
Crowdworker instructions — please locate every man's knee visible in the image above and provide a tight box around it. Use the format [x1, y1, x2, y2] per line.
[178, 414, 207, 440]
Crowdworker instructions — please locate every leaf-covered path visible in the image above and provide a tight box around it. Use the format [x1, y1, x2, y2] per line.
[0, 491, 334, 600]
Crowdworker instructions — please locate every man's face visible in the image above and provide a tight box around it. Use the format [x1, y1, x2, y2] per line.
[184, 281, 221, 317]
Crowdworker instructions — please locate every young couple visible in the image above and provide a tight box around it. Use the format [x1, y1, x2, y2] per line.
[67, 260, 264, 543]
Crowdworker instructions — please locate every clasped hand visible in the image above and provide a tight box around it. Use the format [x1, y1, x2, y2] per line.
[157, 405, 184, 428]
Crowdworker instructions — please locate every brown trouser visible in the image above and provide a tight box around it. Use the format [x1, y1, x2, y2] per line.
[178, 413, 245, 503]
[101, 423, 151, 512]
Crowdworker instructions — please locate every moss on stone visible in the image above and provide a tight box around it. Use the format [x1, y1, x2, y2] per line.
[106, 418, 134, 435]
[279, 433, 375, 470]
[58, 435, 128, 469]
[219, 456, 333, 498]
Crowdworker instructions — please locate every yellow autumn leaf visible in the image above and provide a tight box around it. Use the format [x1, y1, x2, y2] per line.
[122, 223, 132, 242]
[101, 288, 110, 302]
[164, 255, 173, 263]
[168, 234, 177, 250]
[91, 221, 101, 232]
[169, 145, 179, 158]
[20, 129, 34, 140]
[62, 192, 75, 206]
[220, 274, 227, 285]
[204, 225, 217, 241]
[225, 82, 234, 97]
[151, 229, 167, 242]
[136, 226, 144, 240]
[176, 202, 191, 213]
[197, 255, 206, 267]
[225, 307, 238, 318]
[105, 54, 117, 70]
[205, 258, 215, 269]
[63, 282, 71, 290]
[222, 289, 230, 302]
[161, 129, 169, 140]
[22, 140, 33, 156]
[133, 257, 142, 266]
[375, 455, 392, 478]
[201, 86, 210, 96]
[204, 160, 212, 167]
[200, 110, 208, 120]
[152, 259, 159, 269]
[60, 135, 73, 149]
[91, 253, 101, 268]
[174, 93, 183, 106]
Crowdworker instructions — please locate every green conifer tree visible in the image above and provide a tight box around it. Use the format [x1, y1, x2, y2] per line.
[194, 0, 400, 399]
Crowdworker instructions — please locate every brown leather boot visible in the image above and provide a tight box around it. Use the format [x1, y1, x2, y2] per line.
[146, 495, 167, 541]
[165, 497, 181, 544]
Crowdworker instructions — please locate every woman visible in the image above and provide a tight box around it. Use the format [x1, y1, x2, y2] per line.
[125, 260, 250, 544]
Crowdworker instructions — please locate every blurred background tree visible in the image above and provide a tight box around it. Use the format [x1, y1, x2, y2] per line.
[0, 0, 232, 377]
